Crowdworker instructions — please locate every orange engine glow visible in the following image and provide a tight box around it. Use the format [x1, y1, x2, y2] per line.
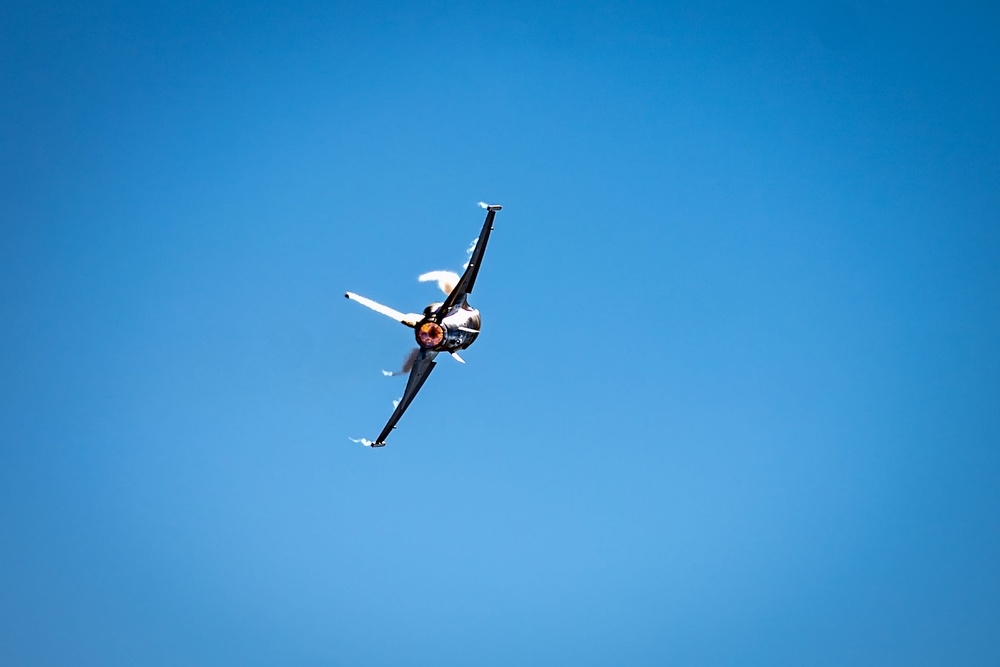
[416, 321, 445, 348]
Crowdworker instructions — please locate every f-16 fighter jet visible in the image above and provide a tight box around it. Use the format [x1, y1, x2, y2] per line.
[345, 203, 502, 447]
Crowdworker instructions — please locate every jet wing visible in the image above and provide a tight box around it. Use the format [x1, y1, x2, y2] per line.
[437, 206, 500, 317]
[372, 349, 438, 446]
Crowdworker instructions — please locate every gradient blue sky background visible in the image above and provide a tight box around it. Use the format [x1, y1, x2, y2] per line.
[2, 1, 998, 665]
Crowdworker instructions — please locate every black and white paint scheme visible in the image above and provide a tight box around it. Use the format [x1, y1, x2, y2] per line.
[346, 203, 502, 447]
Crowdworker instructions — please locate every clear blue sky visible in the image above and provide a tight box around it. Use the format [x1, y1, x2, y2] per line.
[2, 1, 998, 665]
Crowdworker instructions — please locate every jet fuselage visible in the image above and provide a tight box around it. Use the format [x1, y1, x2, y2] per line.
[415, 302, 481, 352]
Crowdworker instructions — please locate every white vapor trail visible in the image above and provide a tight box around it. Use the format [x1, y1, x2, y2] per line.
[463, 237, 478, 269]
[478, 201, 488, 209]
[419, 270, 459, 295]
[384, 347, 420, 376]
[349, 437, 375, 447]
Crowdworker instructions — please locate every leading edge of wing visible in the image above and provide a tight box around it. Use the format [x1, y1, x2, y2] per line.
[372, 350, 438, 446]
[437, 206, 499, 316]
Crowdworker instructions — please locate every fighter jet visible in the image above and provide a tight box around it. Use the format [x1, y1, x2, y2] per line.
[345, 203, 502, 447]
